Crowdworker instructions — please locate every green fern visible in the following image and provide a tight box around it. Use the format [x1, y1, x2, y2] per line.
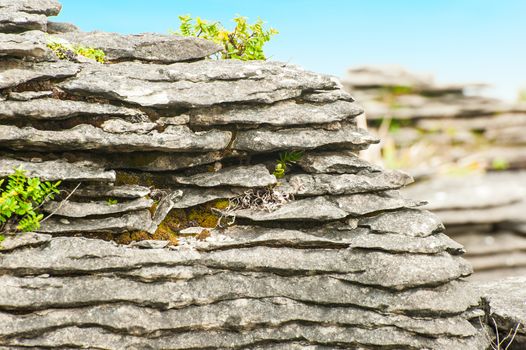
[175, 15, 278, 61]
[0, 169, 61, 233]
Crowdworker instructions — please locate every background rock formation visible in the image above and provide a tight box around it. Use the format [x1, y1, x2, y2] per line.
[343, 66, 526, 281]
[0, 2, 493, 349]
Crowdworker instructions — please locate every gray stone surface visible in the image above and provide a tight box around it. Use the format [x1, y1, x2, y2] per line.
[0, 0, 62, 16]
[0, 232, 51, 252]
[0, 157, 115, 182]
[234, 124, 378, 152]
[359, 209, 445, 237]
[43, 197, 153, 218]
[37, 210, 153, 233]
[297, 150, 382, 174]
[188, 100, 363, 126]
[47, 21, 79, 34]
[0, 59, 79, 89]
[74, 184, 151, 199]
[101, 119, 157, 134]
[201, 226, 464, 255]
[284, 169, 412, 195]
[0, 10, 47, 33]
[0, 124, 232, 152]
[173, 187, 241, 209]
[0, 98, 146, 120]
[57, 31, 222, 63]
[7, 90, 53, 100]
[476, 277, 526, 348]
[333, 191, 425, 217]
[174, 164, 276, 188]
[0, 30, 47, 57]
[59, 60, 339, 108]
[233, 196, 348, 222]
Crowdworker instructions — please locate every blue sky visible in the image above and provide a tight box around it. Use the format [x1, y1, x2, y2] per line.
[55, 0, 526, 100]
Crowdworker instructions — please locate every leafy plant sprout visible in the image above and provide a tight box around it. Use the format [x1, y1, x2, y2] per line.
[273, 151, 304, 179]
[176, 15, 278, 61]
[0, 169, 61, 238]
[47, 38, 106, 63]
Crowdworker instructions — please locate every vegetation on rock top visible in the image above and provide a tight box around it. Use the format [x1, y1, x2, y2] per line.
[176, 15, 278, 60]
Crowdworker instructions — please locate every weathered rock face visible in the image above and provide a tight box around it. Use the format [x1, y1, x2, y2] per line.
[343, 65, 526, 282]
[0, 2, 491, 349]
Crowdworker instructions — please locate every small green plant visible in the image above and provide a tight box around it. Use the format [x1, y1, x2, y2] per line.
[176, 15, 278, 60]
[47, 40, 106, 63]
[491, 158, 510, 171]
[0, 169, 61, 238]
[106, 198, 118, 206]
[273, 151, 303, 179]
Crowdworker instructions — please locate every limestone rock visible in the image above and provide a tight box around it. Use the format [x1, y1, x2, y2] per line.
[0, 232, 51, 252]
[0, 11, 47, 33]
[147, 191, 182, 234]
[476, 277, 526, 349]
[47, 21, 79, 34]
[234, 124, 379, 152]
[297, 150, 382, 174]
[173, 187, 241, 209]
[0, 157, 115, 182]
[332, 191, 425, 217]
[59, 60, 339, 108]
[301, 89, 354, 103]
[101, 119, 157, 134]
[0, 0, 62, 16]
[37, 210, 153, 233]
[7, 90, 53, 101]
[174, 165, 276, 188]
[57, 31, 222, 63]
[0, 98, 146, 120]
[233, 196, 348, 222]
[284, 169, 413, 196]
[0, 59, 79, 90]
[74, 184, 151, 199]
[43, 197, 154, 218]
[0, 124, 232, 152]
[188, 100, 363, 126]
[0, 30, 47, 58]
[359, 209, 445, 237]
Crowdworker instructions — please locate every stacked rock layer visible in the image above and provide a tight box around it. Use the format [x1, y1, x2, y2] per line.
[343, 66, 526, 281]
[0, 2, 490, 349]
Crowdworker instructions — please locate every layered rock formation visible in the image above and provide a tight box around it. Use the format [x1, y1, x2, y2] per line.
[0, 2, 492, 349]
[343, 66, 526, 281]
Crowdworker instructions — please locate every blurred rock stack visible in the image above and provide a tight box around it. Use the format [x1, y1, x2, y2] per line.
[0, 1, 492, 348]
[343, 66, 526, 281]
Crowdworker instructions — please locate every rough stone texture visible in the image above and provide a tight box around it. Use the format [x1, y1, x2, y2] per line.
[0, 0, 62, 16]
[174, 164, 276, 188]
[0, 30, 47, 57]
[57, 31, 222, 63]
[0, 7, 491, 348]
[47, 21, 79, 34]
[0, 98, 146, 120]
[0, 124, 232, 152]
[59, 60, 339, 108]
[43, 197, 154, 218]
[297, 150, 382, 174]
[188, 100, 363, 126]
[475, 277, 526, 350]
[0, 11, 48, 33]
[0, 157, 115, 182]
[284, 169, 412, 195]
[234, 124, 379, 152]
[37, 210, 153, 233]
[0, 59, 79, 89]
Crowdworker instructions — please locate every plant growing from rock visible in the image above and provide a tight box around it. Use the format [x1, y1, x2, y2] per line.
[273, 151, 303, 178]
[176, 15, 278, 60]
[0, 169, 61, 238]
[47, 39, 106, 63]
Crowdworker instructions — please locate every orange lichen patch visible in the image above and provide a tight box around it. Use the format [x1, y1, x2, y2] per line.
[114, 230, 178, 246]
[196, 229, 211, 241]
